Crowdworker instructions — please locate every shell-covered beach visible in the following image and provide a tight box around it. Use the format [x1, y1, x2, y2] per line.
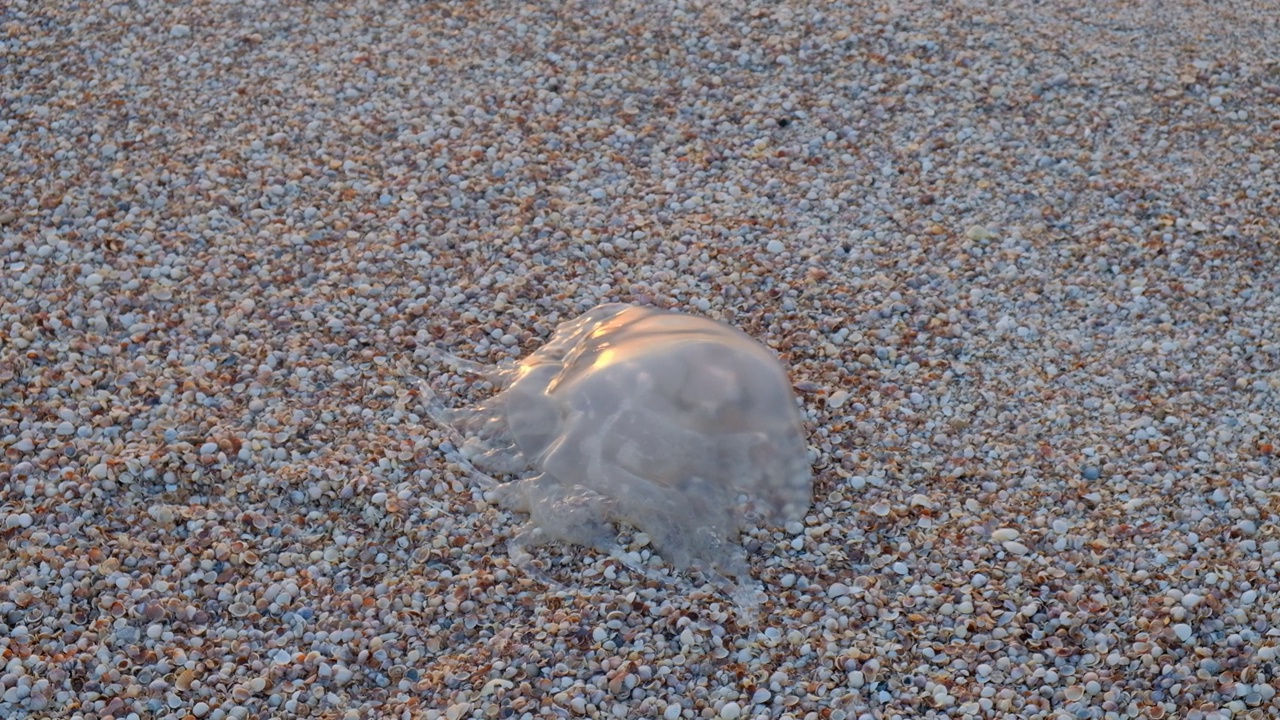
[2, 1, 1279, 718]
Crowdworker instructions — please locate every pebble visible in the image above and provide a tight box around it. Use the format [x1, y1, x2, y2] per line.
[965, 225, 995, 241]
[2, 1, 1276, 719]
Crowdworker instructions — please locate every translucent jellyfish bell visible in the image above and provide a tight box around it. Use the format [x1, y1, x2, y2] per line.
[423, 303, 813, 608]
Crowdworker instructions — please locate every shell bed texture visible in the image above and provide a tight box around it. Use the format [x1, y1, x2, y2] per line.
[426, 302, 812, 595]
[2, 0, 1279, 719]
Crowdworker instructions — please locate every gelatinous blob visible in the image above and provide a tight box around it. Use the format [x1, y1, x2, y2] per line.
[423, 303, 813, 609]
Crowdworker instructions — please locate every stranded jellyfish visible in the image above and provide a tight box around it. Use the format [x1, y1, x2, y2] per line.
[422, 303, 813, 608]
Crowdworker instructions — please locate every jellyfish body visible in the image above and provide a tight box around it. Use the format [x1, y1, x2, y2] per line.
[425, 303, 813, 603]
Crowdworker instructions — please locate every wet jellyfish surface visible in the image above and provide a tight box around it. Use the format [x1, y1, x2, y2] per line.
[422, 303, 813, 608]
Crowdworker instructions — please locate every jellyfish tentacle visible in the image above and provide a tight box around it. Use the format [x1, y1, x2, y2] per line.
[417, 380, 502, 482]
[704, 568, 765, 625]
[417, 380, 462, 438]
[421, 344, 513, 384]
[506, 526, 562, 589]
[523, 475, 618, 551]
[469, 441, 529, 474]
[447, 449, 501, 491]
[606, 546, 675, 590]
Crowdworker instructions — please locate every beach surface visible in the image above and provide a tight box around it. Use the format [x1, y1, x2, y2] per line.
[2, 1, 1279, 718]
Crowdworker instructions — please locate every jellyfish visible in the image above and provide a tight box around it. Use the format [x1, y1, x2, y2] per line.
[421, 303, 813, 609]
